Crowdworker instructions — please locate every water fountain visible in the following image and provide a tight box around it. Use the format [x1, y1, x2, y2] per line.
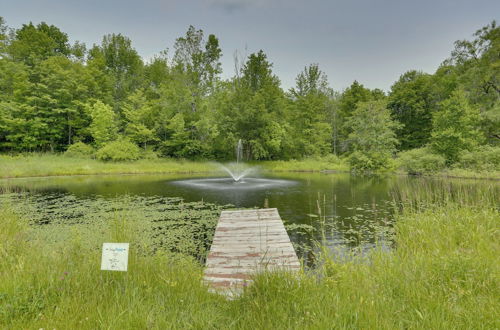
[170, 139, 296, 191]
[217, 139, 254, 182]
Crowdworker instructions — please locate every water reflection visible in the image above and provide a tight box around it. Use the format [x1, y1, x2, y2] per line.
[1, 172, 498, 260]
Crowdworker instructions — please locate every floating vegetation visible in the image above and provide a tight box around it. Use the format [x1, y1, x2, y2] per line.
[0, 193, 234, 262]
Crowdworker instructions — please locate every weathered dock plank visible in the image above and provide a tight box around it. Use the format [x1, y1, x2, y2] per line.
[204, 208, 300, 296]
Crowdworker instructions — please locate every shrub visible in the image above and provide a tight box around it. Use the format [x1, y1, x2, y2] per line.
[457, 145, 500, 171]
[96, 139, 140, 162]
[396, 148, 446, 175]
[348, 151, 389, 172]
[430, 90, 483, 164]
[141, 147, 159, 160]
[64, 142, 94, 158]
[317, 153, 341, 164]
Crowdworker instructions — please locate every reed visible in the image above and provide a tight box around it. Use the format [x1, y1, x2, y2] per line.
[1, 191, 498, 328]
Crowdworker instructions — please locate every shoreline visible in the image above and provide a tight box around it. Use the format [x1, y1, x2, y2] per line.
[1, 155, 498, 181]
[1, 168, 499, 182]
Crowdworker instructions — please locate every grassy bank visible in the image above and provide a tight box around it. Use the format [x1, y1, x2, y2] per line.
[0, 154, 215, 178]
[1, 153, 498, 180]
[0, 154, 349, 179]
[1, 197, 498, 328]
[435, 168, 500, 180]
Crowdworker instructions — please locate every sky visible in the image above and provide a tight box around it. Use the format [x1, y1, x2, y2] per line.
[1, 0, 499, 91]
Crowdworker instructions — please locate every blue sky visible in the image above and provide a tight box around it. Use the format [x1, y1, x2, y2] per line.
[1, 0, 498, 91]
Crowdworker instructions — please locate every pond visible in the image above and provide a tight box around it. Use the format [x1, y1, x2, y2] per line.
[1, 172, 498, 262]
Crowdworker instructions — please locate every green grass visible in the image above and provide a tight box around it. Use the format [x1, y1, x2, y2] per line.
[0, 153, 497, 180]
[1, 196, 498, 328]
[0, 154, 349, 179]
[0, 154, 216, 178]
[438, 167, 500, 180]
[256, 156, 349, 172]
[393, 167, 500, 180]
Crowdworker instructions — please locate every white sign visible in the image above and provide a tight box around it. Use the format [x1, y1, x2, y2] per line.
[101, 243, 129, 271]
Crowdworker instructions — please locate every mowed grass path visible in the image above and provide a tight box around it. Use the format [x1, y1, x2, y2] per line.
[0, 199, 498, 329]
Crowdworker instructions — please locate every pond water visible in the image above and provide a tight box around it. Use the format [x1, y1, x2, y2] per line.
[1, 172, 498, 260]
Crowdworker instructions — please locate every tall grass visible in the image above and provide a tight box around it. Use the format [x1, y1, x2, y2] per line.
[0, 154, 350, 179]
[1, 192, 498, 328]
[1, 153, 498, 179]
[0, 154, 217, 178]
[257, 155, 349, 172]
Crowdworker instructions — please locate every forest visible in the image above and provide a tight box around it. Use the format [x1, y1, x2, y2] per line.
[0, 17, 498, 172]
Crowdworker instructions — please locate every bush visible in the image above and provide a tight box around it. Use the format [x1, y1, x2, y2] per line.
[64, 142, 94, 158]
[141, 147, 159, 160]
[457, 145, 500, 171]
[96, 139, 140, 161]
[316, 153, 341, 164]
[396, 148, 446, 175]
[348, 151, 390, 172]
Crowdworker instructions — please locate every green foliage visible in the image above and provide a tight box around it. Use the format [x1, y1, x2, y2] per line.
[0, 18, 497, 172]
[447, 21, 500, 144]
[96, 139, 140, 161]
[87, 100, 118, 147]
[345, 100, 401, 171]
[347, 150, 386, 172]
[1, 193, 228, 260]
[64, 142, 94, 158]
[88, 34, 143, 105]
[122, 89, 156, 148]
[286, 64, 333, 158]
[388, 71, 435, 150]
[141, 147, 159, 160]
[396, 148, 446, 175]
[173, 25, 222, 97]
[431, 90, 483, 163]
[336, 81, 386, 153]
[8, 22, 70, 66]
[457, 145, 500, 171]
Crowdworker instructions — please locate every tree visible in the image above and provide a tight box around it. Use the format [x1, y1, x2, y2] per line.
[144, 52, 169, 92]
[431, 90, 483, 163]
[122, 89, 156, 148]
[0, 17, 8, 56]
[337, 81, 386, 153]
[87, 100, 118, 147]
[388, 71, 434, 150]
[173, 26, 222, 97]
[448, 21, 500, 143]
[344, 100, 401, 171]
[0, 56, 98, 151]
[221, 50, 287, 160]
[241, 50, 279, 92]
[287, 64, 333, 157]
[8, 22, 70, 66]
[88, 34, 143, 110]
[290, 63, 330, 98]
[31, 56, 100, 148]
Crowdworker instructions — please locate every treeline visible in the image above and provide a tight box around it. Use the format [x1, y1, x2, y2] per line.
[0, 18, 498, 170]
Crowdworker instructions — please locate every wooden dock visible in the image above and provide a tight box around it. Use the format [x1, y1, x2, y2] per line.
[203, 208, 300, 296]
